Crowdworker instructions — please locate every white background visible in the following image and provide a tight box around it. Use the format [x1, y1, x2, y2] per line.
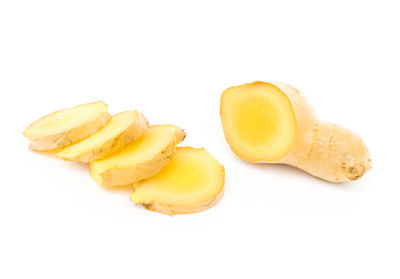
[1, 1, 399, 278]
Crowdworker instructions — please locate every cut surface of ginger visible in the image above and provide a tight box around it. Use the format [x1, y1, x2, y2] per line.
[57, 110, 148, 162]
[220, 82, 297, 162]
[23, 101, 108, 138]
[130, 147, 225, 215]
[90, 125, 186, 187]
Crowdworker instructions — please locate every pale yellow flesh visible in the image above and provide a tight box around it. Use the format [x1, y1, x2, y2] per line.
[130, 147, 225, 214]
[220, 82, 297, 162]
[90, 125, 184, 187]
[23, 101, 108, 138]
[56, 110, 145, 161]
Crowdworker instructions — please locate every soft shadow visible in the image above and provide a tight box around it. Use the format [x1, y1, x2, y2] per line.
[236, 157, 357, 189]
[30, 147, 63, 156]
[32, 148, 135, 192]
[103, 184, 135, 193]
[30, 148, 89, 172]
[62, 160, 90, 172]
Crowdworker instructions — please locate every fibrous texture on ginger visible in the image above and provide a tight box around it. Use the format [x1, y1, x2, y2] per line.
[220, 81, 371, 182]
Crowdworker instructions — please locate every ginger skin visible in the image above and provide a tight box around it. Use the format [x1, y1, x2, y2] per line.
[279, 121, 371, 182]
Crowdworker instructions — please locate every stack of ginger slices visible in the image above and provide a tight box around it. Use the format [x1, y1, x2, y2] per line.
[23, 101, 224, 215]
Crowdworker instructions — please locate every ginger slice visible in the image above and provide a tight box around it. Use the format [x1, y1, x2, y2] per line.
[90, 125, 186, 188]
[130, 147, 225, 215]
[57, 110, 149, 163]
[220, 81, 371, 182]
[23, 101, 110, 150]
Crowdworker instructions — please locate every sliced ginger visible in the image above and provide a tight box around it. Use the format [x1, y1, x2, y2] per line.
[23, 101, 110, 150]
[220, 81, 371, 182]
[130, 147, 225, 215]
[90, 125, 186, 188]
[23, 101, 226, 215]
[57, 110, 149, 163]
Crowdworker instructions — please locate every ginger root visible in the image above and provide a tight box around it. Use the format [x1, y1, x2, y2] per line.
[220, 81, 371, 182]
